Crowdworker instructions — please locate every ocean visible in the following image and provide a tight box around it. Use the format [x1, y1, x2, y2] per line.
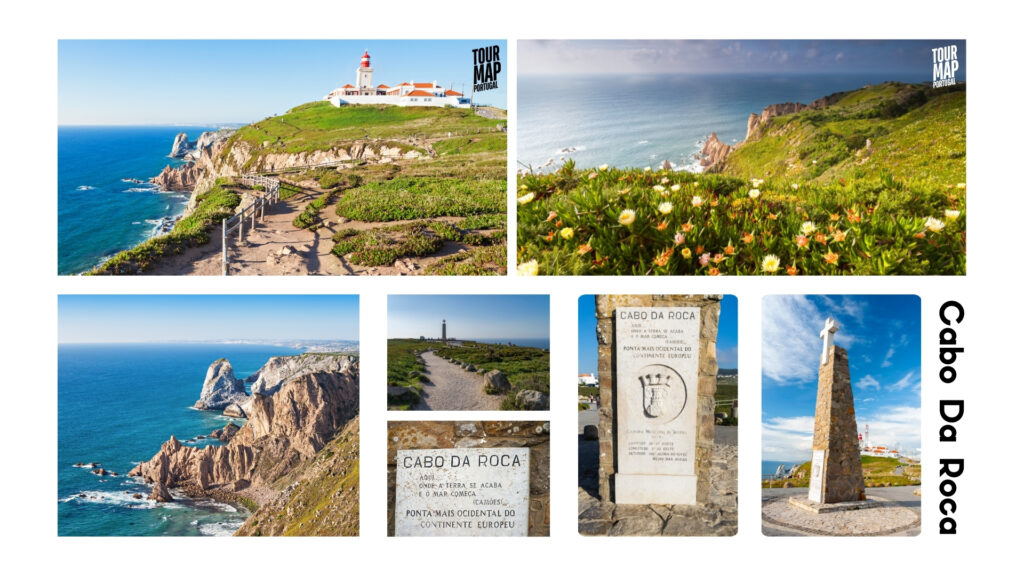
[471, 337, 550, 350]
[762, 460, 804, 478]
[57, 343, 300, 536]
[57, 126, 219, 275]
[517, 74, 901, 173]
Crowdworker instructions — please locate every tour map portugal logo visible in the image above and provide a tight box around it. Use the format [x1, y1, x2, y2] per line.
[473, 45, 501, 92]
[932, 44, 959, 88]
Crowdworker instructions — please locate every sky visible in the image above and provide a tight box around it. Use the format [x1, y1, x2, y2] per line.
[761, 295, 921, 463]
[59, 40, 507, 125]
[58, 295, 359, 343]
[577, 295, 738, 375]
[388, 295, 549, 341]
[520, 40, 966, 80]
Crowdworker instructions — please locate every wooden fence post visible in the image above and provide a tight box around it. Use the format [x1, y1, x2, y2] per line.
[222, 219, 227, 276]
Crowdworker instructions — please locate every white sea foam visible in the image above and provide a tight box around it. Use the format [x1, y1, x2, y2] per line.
[124, 187, 158, 193]
[553, 145, 586, 154]
[198, 521, 244, 537]
[60, 490, 182, 510]
[636, 140, 649, 145]
[76, 185, 96, 191]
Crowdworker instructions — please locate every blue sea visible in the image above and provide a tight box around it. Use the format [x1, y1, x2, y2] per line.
[57, 126, 221, 275]
[518, 74, 902, 172]
[58, 343, 300, 536]
[762, 460, 803, 478]
[472, 337, 550, 350]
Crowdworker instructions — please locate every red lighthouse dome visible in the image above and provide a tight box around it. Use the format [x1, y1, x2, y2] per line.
[360, 51, 371, 68]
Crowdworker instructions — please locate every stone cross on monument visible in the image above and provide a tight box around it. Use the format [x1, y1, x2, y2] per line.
[820, 317, 838, 365]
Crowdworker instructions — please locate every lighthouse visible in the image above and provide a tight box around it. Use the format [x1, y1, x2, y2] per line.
[442, 319, 447, 343]
[357, 50, 374, 95]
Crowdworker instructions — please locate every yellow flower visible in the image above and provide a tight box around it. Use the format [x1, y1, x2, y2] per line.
[800, 221, 817, 235]
[517, 192, 535, 204]
[925, 217, 946, 233]
[956, 182, 966, 189]
[671, 184, 681, 192]
[560, 227, 574, 240]
[517, 260, 539, 276]
[824, 250, 839, 266]
[599, 164, 609, 171]
[618, 209, 636, 226]
[680, 247, 692, 258]
[748, 188, 761, 199]
[577, 243, 593, 255]
[691, 195, 703, 207]
[830, 213, 840, 222]
[761, 254, 781, 273]
[945, 209, 961, 220]
[768, 213, 778, 221]
[658, 201, 674, 215]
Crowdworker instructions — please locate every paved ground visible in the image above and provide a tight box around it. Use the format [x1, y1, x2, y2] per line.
[761, 486, 921, 536]
[412, 351, 502, 411]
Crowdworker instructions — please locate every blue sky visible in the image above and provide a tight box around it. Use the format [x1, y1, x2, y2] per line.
[388, 295, 548, 341]
[59, 40, 507, 125]
[577, 295, 738, 375]
[520, 40, 966, 79]
[761, 295, 921, 463]
[58, 295, 359, 342]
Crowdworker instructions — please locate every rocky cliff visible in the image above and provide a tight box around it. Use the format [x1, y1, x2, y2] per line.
[698, 133, 732, 171]
[170, 132, 195, 158]
[745, 102, 808, 141]
[248, 354, 356, 396]
[193, 359, 248, 411]
[129, 359, 360, 530]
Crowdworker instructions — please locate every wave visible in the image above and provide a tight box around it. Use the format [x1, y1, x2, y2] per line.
[123, 186, 159, 194]
[76, 185, 96, 191]
[552, 145, 586, 155]
[60, 490, 183, 510]
[636, 140, 649, 145]
[198, 520, 245, 537]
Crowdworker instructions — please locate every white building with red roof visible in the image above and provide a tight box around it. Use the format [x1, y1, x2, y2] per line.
[325, 51, 471, 108]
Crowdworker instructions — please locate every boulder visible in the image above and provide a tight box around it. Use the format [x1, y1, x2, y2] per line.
[516, 389, 549, 411]
[582, 425, 598, 441]
[466, 364, 477, 372]
[223, 403, 246, 418]
[483, 370, 511, 395]
[150, 482, 174, 502]
[194, 359, 248, 411]
[387, 386, 418, 405]
[169, 132, 194, 158]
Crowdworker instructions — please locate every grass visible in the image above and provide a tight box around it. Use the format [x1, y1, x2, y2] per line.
[433, 342, 549, 410]
[335, 177, 505, 222]
[90, 178, 240, 274]
[293, 189, 341, 229]
[332, 223, 445, 267]
[386, 339, 434, 409]
[422, 244, 506, 275]
[432, 133, 507, 155]
[762, 456, 922, 488]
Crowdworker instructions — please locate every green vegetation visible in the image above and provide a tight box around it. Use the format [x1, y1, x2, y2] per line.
[422, 244, 506, 275]
[331, 223, 445, 266]
[386, 339, 433, 409]
[433, 342, 549, 410]
[578, 385, 598, 400]
[762, 456, 922, 489]
[293, 189, 341, 229]
[335, 178, 505, 222]
[91, 178, 240, 274]
[432, 133, 507, 155]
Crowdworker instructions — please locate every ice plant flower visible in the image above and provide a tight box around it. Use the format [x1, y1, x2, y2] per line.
[618, 209, 636, 226]
[832, 229, 847, 242]
[517, 260, 539, 276]
[724, 242, 735, 256]
[699, 252, 711, 267]
[830, 213, 840, 222]
[599, 164, 609, 171]
[925, 217, 946, 233]
[824, 250, 839, 266]
[671, 184, 681, 192]
[713, 253, 724, 264]
[956, 182, 966, 189]
[644, 166, 652, 172]
[555, 220, 562, 228]
[674, 232, 686, 245]
[653, 185, 666, 194]
[748, 188, 761, 199]
[815, 232, 828, 245]
[545, 211, 558, 222]
[619, 187, 631, 196]
[653, 247, 673, 267]
[517, 192, 535, 204]
[768, 212, 778, 221]
[795, 235, 810, 249]
[680, 247, 692, 259]
[658, 201, 674, 215]
[945, 209, 961, 220]
[661, 177, 671, 185]
[692, 195, 704, 207]
[656, 220, 669, 231]
[708, 267, 721, 276]
[800, 221, 817, 235]
[577, 243, 593, 255]
[681, 222, 694, 233]
[741, 232, 754, 244]
[786, 265, 798, 276]
[588, 172, 598, 180]
[560, 227, 574, 240]
[751, 178, 764, 187]
[710, 198, 719, 207]
[791, 183, 799, 190]
[761, 254, 781, 274]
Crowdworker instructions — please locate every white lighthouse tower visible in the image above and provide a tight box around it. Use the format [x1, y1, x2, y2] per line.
[357, 50, 374, 95]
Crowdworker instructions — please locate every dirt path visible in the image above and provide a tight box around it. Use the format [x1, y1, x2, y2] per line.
[413, 351, 502, 411]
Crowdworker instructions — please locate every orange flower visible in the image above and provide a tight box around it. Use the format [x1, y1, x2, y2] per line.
[832, 229, 847, 242]
[914, 231, 926, 239]
[708, 267, 721, 276]
[768, 212, 778, 220]
[619, 187, 631, 196]
[577, 243, 593, 255]
[741, 232, 754, 244]
[656, 220, 669, 231]
[544, 231, 555, 242]
[814, 232, 828, 244]
[847, 211, 862, 223]
[830, 213, 841, 221]
[545, 211, 558, 222]
[713, 253, 724, 264]
[724, 243, 735, 256]
[653, 247, 673, 267]
[696, 245, 704, 254]
[555, 220, 563, 228]
[795, 235, 809, 249]
[594, 256, 608, 268]
[681, 222, 694, 233]
[824, 250, 839, 265]
[710, 198, 719, 207]
[786, 265, 798, 276]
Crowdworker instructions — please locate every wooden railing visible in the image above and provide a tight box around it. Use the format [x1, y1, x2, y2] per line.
[220, 174, 281, 275]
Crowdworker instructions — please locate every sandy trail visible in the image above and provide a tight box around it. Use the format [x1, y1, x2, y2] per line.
[413, 351, 502, 411]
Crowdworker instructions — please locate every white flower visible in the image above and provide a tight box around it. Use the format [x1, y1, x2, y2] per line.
[517, 260, 539, 276]
[944, 209, 961, 220]
[660, 177, 671, 185]
[653, 185, 666, 193]
[761, 254, 781, 273]
[517, 192, 535, 204]
[643, 166, 652, 172]
[598, 164, 608, 171]
[791, 183, 799, 190]
[748, 188, 760, 199]
[618, 209, 636, 226]
[671, 184, 681, 192]
[691, 196, 703, 207]
[925, 217, 946, 233]
[800, 221, 817, 235]
[658, 202, 673, 215]
[751, 178, 764, 187]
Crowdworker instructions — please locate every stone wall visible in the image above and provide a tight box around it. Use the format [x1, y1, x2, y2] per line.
[812, 345, 866, 502]
[595, 295, 721, 503]
[387, 421, 550, 536]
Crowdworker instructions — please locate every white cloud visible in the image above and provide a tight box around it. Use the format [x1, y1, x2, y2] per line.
[855, 375, 880, 391]
[881, 346, 896, 368]
[858, 405, 921, 456]
[762, 416, 815, 462]
[888, 371, 919, 392]
[761, 295, 824, 384]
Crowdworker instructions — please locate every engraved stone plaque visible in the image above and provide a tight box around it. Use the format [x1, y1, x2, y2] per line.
[395, 447, 530, 536]
[808, 449, 825, 503]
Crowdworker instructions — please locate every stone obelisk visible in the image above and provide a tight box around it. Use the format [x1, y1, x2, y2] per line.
[807, 318, 865, 503]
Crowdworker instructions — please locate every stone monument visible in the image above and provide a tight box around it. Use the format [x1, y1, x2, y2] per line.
[803, 318, 866, 505]
[595, 295, 720, 505]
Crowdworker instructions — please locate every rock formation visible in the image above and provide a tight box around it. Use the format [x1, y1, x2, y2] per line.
[151, 162, 202, 190]
[699, 133, 732, 171]
[130, 360, 359, 502]
[248, 354, 355, 396]
[169, 132, 194, 158]
[483, 370, 510, 394]
[745, 102, 808, 141]
[193, 359, 248, 412]
[516, 389, 549, 410]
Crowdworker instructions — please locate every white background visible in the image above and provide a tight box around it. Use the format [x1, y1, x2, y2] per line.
[2, 0, 1020, 573]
